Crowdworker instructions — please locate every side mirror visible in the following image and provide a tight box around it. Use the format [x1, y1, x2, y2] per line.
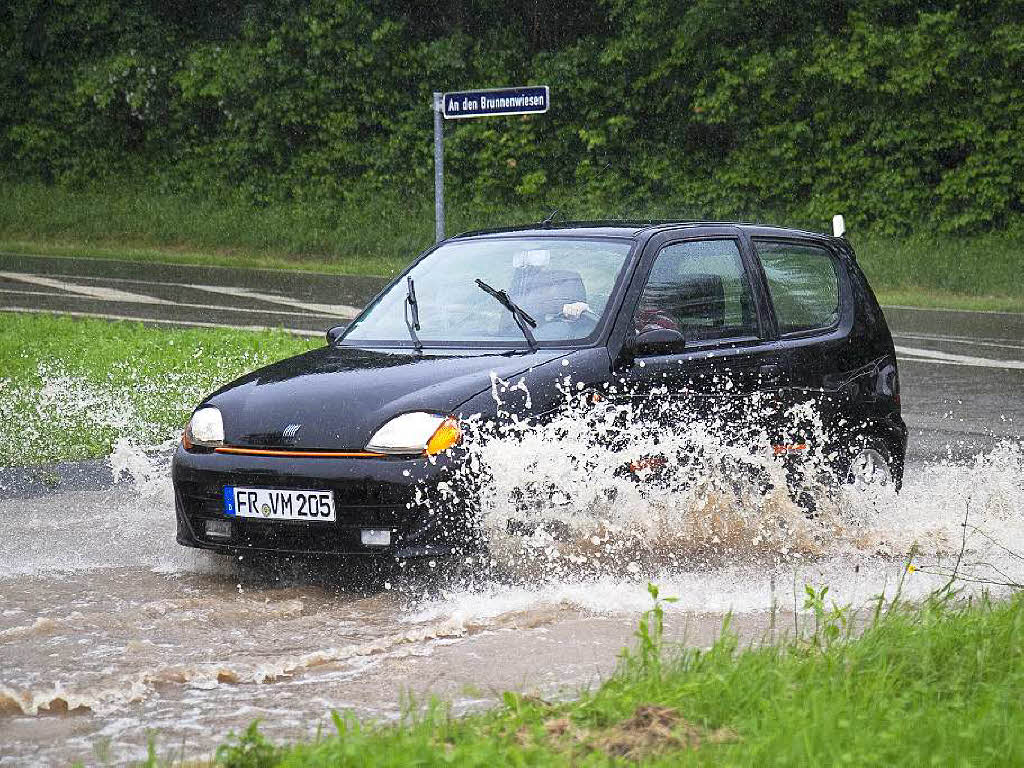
[326, 325, 345, 345]
[633, 327, 685, 355]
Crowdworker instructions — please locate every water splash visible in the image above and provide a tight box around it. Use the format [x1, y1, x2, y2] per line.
[0, 345, 283, 467]
[0, 378, 1022, 768]
[3, 362, 1022, 597]
[397, 374, 1024, 607]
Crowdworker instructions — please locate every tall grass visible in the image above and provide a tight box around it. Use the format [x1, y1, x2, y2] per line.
[0, 179, 549, 277]
[2, 180, 1022, 308]
[204, 588, 1024, 767]
[856, 229, 1024, 309]
[0, 180, 428, 276]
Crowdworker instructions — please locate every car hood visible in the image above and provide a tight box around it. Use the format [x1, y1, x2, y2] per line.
[203, 345, 572, 450]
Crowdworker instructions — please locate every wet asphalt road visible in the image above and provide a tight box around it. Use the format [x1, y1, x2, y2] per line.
[885, 306, 1024, 460]
[0, 252, 387, 336]
[0, 252, 1020, 463]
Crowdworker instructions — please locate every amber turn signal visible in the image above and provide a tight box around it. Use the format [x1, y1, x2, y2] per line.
[425, 417, 461, 455]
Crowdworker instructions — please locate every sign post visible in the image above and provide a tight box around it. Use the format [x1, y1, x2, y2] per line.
[432, 86, 550, 242]
[432, 92, 445, 243]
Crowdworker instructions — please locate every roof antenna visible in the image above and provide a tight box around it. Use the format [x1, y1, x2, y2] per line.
[540, 208, 560, 228]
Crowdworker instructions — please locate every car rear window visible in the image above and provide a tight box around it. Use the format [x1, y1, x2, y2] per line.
[753, 240, 840, 335]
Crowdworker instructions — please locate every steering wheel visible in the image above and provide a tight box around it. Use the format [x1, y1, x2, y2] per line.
[548, 307, 600, 337]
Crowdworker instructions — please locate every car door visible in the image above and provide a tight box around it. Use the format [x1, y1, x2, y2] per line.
[748, 236, 859, 456]
[612, 229, 785, 445]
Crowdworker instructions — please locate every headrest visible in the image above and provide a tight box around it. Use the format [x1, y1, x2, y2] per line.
[513, 269, 587, 315]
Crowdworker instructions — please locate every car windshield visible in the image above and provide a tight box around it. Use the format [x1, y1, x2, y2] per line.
[342, 237, 634, 346]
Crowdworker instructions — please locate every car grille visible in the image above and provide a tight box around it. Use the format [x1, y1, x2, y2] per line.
[175, 477, 413, 552]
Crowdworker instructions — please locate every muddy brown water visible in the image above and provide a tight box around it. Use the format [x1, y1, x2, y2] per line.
[2, 306, 1023, 765]
[3, 463, 1023, 766]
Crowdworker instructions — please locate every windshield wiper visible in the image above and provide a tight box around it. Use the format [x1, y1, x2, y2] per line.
[404, 276, 423, 352]
[474, 278, 537, 351]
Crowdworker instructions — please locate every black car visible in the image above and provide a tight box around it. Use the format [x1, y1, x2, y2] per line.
[172, 221, 906, 559]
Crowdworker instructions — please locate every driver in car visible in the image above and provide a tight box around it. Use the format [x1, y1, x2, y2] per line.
[509, 248, 680, 333]
[510, 249, 595, 328]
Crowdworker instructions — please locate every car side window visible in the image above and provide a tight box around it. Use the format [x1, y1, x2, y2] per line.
[634, 239, 759, 343]
[753, 240, 840, 335]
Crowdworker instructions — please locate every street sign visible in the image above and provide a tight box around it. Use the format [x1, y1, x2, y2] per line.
[432, 85, 551, 242]
[442, 86, 549, 120]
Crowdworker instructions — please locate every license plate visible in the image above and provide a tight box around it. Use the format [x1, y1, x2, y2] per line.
[224, 487, 336, 522]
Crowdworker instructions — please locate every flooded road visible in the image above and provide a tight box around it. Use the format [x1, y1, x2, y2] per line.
[2, 307, 1023, 765]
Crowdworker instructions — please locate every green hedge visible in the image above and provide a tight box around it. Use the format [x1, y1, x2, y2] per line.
[3, 1, 1022, 235]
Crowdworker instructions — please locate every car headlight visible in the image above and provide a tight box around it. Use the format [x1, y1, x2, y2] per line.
[367, 412, 462, 456]
[183, 407, 224, 449]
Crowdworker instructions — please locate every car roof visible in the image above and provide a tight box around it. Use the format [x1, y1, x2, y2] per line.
[451, 220, 836, 243]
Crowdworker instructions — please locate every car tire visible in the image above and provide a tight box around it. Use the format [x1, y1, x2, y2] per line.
[837, 438, 898, 492]
[789, 437, 898, 516]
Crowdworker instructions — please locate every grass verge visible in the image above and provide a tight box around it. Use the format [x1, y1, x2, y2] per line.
[874, 290, 1024, 314]
[0, 313, 316, 466]
[195, 587, 1024, 766]
[2, 180, 1022, 311]
[0, 238, 411, 278]
[0, 179, 547, 279]
[857, 231, 1024, 314]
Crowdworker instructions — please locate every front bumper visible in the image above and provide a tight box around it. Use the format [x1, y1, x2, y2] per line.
[171, 445, 479, 559]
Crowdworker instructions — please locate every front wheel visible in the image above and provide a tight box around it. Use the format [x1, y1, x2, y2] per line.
[843, 444, 892, 487]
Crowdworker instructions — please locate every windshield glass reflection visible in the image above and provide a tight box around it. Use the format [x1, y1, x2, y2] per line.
[342, 238, 633, 346]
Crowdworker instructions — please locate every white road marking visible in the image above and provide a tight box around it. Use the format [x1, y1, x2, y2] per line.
[0, 307, 320, 336]
[893, 332, 1024, 352]
[0, 270, 363, 319]
[0, 250, 349, 278]
[0, 288, 67, 297]
[190, 284, 360, 319]
[883, 304, 1024, 318]
[895, 345, 1024, 370]
[0, 288, 336, 319]
[0, 272, 174, 305]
